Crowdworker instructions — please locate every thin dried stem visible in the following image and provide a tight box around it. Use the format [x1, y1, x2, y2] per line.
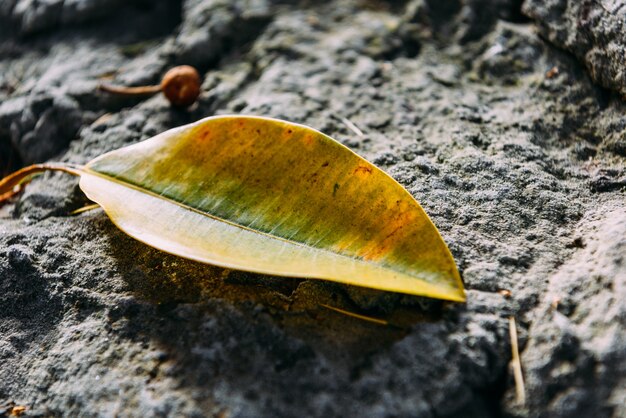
[70, 203, 101, 215]
[340, 117, 364, 137]
[98, 83, 161, 96]
[319, 303, 388, 326]
[509, 316, 526, 405]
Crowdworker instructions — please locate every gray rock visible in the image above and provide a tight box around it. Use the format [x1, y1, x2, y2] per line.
[523, 0, 626, 96]
[60, 0, 124, 25]
[167, 0, 273, 68]
[506, 203, 626, 418]
[9, 0, 178, 36]
[0, 92, 84, 164]
[0, 0, 625, 417]
[13, 0, 64, 35]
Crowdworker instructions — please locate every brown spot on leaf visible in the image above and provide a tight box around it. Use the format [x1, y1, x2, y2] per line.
[199, 130, 211, 140]
[354, 165, 373, 175]
[359, 210, 414, 261]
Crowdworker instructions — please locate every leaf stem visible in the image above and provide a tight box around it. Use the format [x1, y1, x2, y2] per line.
[0, 163, 83, 204]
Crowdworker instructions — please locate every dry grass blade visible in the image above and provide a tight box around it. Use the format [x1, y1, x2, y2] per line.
[509, 316, 526, 405]
[340, 116, 364, 136]
[319, 303, 389, 326]
[70, 203, 101, 215]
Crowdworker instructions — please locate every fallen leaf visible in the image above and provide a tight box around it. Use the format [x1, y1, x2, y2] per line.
[0, 115, 465, 301]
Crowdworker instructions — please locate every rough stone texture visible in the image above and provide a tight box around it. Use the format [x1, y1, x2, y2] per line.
[0, 0, 625, 417]
[510, 202, 626, 418]
[523, 0, 626, 97]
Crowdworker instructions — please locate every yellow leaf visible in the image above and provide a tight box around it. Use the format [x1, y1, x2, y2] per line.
[0, 116, 465, 302]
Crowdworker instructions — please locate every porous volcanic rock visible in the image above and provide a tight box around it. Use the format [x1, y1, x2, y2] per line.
[523, 0, 626, 97]
[0, 1, 624, 417]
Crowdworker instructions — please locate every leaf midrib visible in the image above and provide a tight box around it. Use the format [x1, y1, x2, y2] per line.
[83, 167, 431, 281]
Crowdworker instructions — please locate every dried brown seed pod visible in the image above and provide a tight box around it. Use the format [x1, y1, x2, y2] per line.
[160, 65, 201, 108]
[98, 65, 201, 108]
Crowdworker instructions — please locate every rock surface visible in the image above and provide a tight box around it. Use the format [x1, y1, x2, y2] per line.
[0, 0, 625, 417]
[524, 0, 626, 97]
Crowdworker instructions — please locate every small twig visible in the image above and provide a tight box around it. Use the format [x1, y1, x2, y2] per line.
[98, 83, 161, 96]
[509, 316, 526, 405]
[319, 303, 388, 326]
[340, 117, 364, 137]
[70, 203, 101, 215]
